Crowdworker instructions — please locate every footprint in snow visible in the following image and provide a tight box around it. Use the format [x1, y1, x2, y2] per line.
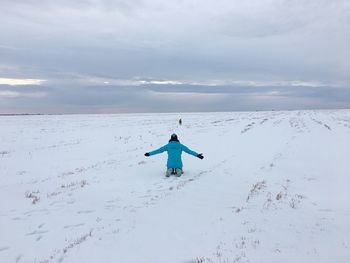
[12, 217, 24, 221]
[106, 199, 118, 203]
[26, 230, 48, 236]
[77, 210, 94, 214]
[64, 223, 85, 229]
[0, 246, 10, 252]
[104, 205, 116, 210]
[318, 208, 333, 213]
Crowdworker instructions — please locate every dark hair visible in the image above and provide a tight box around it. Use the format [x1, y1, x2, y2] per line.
[169, 133, 179, 142]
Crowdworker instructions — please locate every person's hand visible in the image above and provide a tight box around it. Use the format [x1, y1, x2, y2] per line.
[144, 153, 150, 157]
[197, 153, 204, 159]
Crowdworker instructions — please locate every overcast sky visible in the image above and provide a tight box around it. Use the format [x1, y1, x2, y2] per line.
[0, 0, 349, 113]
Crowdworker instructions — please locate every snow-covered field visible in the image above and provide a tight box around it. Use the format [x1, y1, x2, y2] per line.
[1, 110, 350, 263]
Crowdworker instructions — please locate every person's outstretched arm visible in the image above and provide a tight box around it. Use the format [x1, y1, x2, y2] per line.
[145, 145, 167, 157]
[181, 144, 204, 159]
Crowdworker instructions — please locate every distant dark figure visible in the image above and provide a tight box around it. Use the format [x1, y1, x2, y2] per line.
[144, 134, 204, 177]
[179, 118, 182, 125]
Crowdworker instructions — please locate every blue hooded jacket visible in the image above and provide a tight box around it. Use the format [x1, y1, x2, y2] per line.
[148, 141, 198, 168]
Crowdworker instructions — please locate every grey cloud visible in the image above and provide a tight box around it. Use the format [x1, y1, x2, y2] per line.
[215, 0, 350, 38]
[0, 0, 349, 113]
[1, 82, 349, 114]
[2, 0, 143, 13]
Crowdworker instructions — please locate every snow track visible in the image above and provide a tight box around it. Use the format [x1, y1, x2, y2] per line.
[0, 110, 350, 262]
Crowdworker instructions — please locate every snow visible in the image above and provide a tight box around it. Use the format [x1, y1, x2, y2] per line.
[1, 110, 350, 263]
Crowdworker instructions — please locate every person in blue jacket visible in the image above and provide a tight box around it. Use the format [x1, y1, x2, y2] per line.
[144, 133, 204, 177]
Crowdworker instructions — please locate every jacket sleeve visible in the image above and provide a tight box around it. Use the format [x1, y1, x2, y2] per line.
[148, 145, 167, 156]
[181, 144, 198, 157]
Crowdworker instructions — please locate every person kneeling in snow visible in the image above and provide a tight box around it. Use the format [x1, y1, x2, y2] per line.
[144, 134, 204, 177]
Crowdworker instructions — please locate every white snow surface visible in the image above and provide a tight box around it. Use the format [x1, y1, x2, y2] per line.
[1, 110, 350, 263]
